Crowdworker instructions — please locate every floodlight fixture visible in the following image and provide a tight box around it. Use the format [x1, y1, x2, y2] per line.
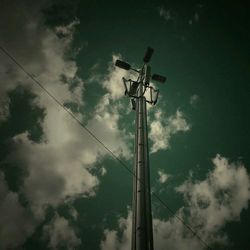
[115, 60, 131, 70]
[143, 47, 154, 63]
[152, 73, 166, 83]
[114, 47, 167, 250]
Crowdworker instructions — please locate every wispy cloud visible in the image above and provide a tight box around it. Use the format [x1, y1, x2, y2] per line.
[159, 6, 201, 27]
[43, 214, 81, 249]
[158, 169, 171, 184]
[189, 12, 200, 25]
[190, 94, 199, 106]
[159, 7, 174, 22]
[101, 209, 132, 250]
[100, 155, 250, 249]
[0, 1, 132, 248]
[0, 172, 36, 249]
[149, 109, 190, 153]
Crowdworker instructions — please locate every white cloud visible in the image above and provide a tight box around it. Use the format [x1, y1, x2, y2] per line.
[189, 12, 199, 25]
[0, 97, 10, 122]
[157, 170, 171, 184]
[101, 209, 201, 250]
[176, 154, 250, 233]
[0, 1, 132, 247]
[7, 3, 85, 98]
[6, 47, 132, 222]
[43, 214, 81, 249]
[194, 13, 199, 22]
[157, 154, 250, 249]
[12, 113, 100, 219]
[153, 213, 204, 250]
[0, 172, 36, 249]
[55, 19, 80, 37]
[69, 206, 78, 221]
[168, 110, 190, 132]
[101, 54, 131, 100]
[100, 166, 107, 176]
[89, 93, 132, 160]
[86, 54, 134, 159]
[149, 109, 190, 153]
[101, 230, 118, 250]
[101, 155, 250, 249]
[190, 94, 199, 105]
[100, 210, 132, 250]
[159, 7, 174, 22]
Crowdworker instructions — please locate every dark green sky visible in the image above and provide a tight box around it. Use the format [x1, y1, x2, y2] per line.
[0, 0, 250, 249]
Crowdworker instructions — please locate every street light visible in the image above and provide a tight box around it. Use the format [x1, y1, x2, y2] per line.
[115, 47, 167, 250]
[143, 47, 154, 63]
[115, 59, 131, 70]
[152, 73, 166, 83]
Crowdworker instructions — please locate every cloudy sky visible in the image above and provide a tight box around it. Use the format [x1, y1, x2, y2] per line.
[0, 0, 250, 249]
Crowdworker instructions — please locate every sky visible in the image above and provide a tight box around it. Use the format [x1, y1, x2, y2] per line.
[0, 0, 250, 249]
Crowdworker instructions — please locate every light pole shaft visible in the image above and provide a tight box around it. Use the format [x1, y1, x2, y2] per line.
[132, 68, 154, 250]
[115, 48, 166, 250]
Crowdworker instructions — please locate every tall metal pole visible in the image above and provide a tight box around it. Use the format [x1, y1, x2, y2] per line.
[114, 48, 166, 250]
[132, 66, 153, 250]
